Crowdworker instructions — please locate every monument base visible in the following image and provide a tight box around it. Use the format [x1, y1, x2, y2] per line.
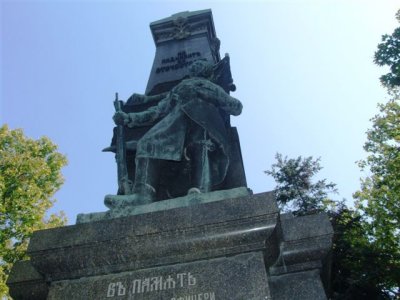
[48, 252, 270, 299]
[7, 190, 333, 299]
[78, 187, 251, 223]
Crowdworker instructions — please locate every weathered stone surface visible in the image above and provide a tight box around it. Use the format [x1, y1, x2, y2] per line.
[269, 270, 327, 300]
[6, 260, 48, 300]
[47, 252, 270, 300]
[78, 187, 251, 223]
[28, 192, 280, 282]
[269, 213, 333, 277]
[8, 192, 333, 300]
[146, 10, 220, 95]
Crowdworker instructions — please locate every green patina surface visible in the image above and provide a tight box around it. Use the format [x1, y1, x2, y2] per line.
[77, 187, 251, 224]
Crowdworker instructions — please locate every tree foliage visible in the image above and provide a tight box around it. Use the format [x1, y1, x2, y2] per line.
[353, 97, 400, 296]
[374, 10, 400, 89]
[0, 125, 67, 298]
[346, 9, 400, 296]
[264, 153, 337, 215]
[330, 204, 395, 299]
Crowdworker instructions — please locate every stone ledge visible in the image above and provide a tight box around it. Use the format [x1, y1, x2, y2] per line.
[27, 191, 280, 282]
[269, 212, 333, 292]
[269, 269, 327, 300]
[6, 260, 48, 300]
[76, 187, 251, 224]
[8, 192, 334, 300]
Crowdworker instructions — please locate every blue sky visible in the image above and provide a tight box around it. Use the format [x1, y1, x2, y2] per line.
[1, 0, 399, 224]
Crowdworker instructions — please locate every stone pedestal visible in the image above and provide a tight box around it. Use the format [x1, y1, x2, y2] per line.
[146, 9, 220, 95]
[7, 190, 333, 299]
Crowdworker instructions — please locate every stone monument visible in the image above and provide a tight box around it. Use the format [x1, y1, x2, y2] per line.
[7, 10, 333, 300]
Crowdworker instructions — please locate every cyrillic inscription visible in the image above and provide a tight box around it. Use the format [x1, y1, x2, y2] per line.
[156, 51, 201, 74]
[106, 282, 126, 297]
[47, 252, 270, 300]
[106, 272, 198, 298]
[171, 291, 216, 300]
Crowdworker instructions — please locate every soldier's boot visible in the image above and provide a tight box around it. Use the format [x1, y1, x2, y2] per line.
[187, 138, 213, 195]
[105, 158, 158, 208]
[127, 157, 158, 205]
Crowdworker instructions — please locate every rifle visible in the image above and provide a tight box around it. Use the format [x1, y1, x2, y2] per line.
[114, 93, 132, 195]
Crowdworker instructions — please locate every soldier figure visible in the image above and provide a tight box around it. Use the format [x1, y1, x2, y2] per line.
[106, 60, 242, 208]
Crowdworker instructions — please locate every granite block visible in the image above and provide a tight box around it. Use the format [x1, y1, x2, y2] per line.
[270, 213, 333, 276]
[146, 10, 220, 95]
[47, 252, 270, 300]
[28, 192, 279, 282]
[6, 260, 48, 300]
[269, 270, 327, 300]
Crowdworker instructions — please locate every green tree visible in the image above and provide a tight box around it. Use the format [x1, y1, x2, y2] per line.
[329, 204, 394, 299]
[0, 125, 67, 298]
[374, 10, 400, 89]
[353, 97, 400, 296]
[264, 153, 337, 215]
[348, 9, 400, 297]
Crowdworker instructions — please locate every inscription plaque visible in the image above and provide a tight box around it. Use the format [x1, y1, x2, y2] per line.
[47, 252, 271, 300]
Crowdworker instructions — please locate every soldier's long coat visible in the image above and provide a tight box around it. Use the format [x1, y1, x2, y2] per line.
[127, 77, 242, 186]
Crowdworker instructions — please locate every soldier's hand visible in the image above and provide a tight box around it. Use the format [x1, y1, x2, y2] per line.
[113, 111, 129, 125]
[129, 93, 145, 104]
[229, 99, 243, 116]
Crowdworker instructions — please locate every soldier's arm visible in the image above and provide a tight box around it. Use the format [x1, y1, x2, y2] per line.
[195, 81, 242, 116]
[126, 92, 168, 106]
[219, 93, 242, 116]
[211, 85, 242, 116]
[126, 95, 172, 127]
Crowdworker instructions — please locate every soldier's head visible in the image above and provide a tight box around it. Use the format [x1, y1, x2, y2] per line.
[188, 60, 213, 79]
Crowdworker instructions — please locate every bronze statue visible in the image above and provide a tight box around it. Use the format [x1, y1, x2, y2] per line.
[105, 60, 242, 209]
